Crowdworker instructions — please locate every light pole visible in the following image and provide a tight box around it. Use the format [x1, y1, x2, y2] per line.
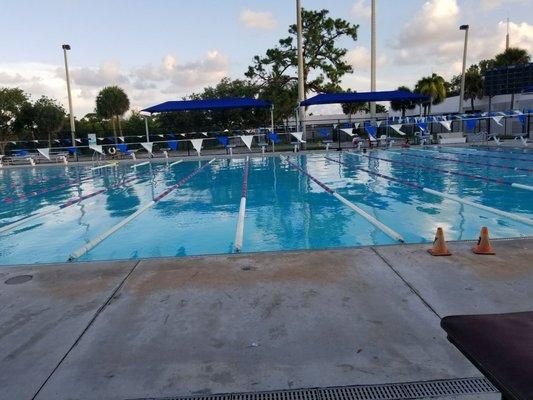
[296, 0, 305, 138]
[144, 116, 150, 142]
[458, 25, 469, 114]
[62, 44, 77, 149]
[370, 0, 376, 118]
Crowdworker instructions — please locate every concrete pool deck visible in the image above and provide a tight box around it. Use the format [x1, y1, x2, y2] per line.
[0, 238, 531, 400]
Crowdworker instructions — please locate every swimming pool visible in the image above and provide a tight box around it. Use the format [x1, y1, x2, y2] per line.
[1, 146, 532, 266]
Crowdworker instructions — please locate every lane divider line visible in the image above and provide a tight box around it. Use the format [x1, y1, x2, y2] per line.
[234, 157, 249, 252]
[355, 152, 533, 192]
[396, 149, 533, 173]
[433, 147, 533, 163]
[333, 154, 533, 227]
[67, 159, 216, 261]
[169, 160, 183, 167]
[0, 176, 138, 234]
[284, 157, 405, 243]
[91, 162, 118, 171]
[131, 161, 150, 168]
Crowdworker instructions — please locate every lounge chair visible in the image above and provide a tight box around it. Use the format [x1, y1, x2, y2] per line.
[117, 143, 137, 159]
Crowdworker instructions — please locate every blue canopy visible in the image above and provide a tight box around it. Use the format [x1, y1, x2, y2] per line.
[143, 97, 272, 113]
[300, 90, 428, 106]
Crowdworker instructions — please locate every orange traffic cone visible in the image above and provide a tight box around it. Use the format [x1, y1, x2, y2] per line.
[428, 227, 451, 256]
[472, 227, 495, 255]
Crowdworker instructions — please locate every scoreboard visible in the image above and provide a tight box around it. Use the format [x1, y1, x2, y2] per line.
[484, 63, 533, 96]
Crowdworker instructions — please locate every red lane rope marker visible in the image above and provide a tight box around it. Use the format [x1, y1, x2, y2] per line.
[394, 149, 533, 173]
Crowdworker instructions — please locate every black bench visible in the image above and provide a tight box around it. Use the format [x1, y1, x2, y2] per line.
[441, 311, 533, 400]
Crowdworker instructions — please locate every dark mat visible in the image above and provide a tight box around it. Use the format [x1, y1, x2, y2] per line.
[441, 311, 533, 400]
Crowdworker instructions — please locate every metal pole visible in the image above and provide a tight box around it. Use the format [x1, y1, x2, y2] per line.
[270, 106, 274, 134]
[370, 0, 376, 119]
[296, 0, 305, 138]
[144, 116, 150, 142]
[458, 25, 469, 114]
[62, 45, 76, 149]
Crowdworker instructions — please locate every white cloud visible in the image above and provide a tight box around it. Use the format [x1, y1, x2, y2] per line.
[351, 0, 371, 19]
[66, 60, 129, 87]
[0, 51, 231, 117]
[345, 46, 388, 71]
[239, 9, 277, 30]
[479, 0, 527, 11]
[390, 0, 533, 81]
[396, 0, 460, 52]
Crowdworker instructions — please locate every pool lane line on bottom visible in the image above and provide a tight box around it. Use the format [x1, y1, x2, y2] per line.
[360, 152, 533, 192]
[169, 159, 183, 167]
[68, 159, 216, 261]
[397, 149, 533, 173]
[234, 157, 249, 252]
[284, 157, 404, 243]
[329, 154, 533, 227]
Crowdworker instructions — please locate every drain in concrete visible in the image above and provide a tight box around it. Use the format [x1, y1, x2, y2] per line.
[5, 275, 33, 285]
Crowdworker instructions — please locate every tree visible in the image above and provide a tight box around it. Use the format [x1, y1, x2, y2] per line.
[32, 97, 66, 147]
[493, 47, 530, 67]
[95, 86, 130, 143]
[340, 89, 366, 117]
[246, 9, 358, 106]
[390, 86, 417, 117]
[415, 74, 447, 115]
[0, 87, 28, 154]
[464, 65, 484, 111]
[445, 75, 461, 97]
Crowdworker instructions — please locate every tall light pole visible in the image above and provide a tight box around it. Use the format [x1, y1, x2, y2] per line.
[296, 0, 305, 136]
[370, 0, 376, 118]
[62, 44, 76, 148]
[458, 25, 469, 114]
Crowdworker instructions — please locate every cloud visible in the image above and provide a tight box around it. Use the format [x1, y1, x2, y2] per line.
[479, 0, 527, 11]
[396, 0, 460, 52]
[351, 0, 371, 19]
[66, 60, 129, 87]
[345, 46, 388, 71]
[239, 9, 277, 30]
[391, 0, 533, 80]
[0, 51, 231, 117]
[134, 51, 230, 92]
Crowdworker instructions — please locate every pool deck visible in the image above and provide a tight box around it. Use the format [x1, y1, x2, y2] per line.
[0, 238, 531, 400]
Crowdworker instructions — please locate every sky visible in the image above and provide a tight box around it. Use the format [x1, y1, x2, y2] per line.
[0, 0, 532, 117]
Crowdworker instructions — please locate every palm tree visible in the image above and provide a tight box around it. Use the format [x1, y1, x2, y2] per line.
[390, 86, 417, 117]
[493, 47, 530, 67]
[464, 65, 484, 111]
[95, 86, 130, 144]
[415, 74, 447, 115]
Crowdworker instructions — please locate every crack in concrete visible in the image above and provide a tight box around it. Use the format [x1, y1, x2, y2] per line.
[371, 247, 442, 320]
[30, 259, 142, 400]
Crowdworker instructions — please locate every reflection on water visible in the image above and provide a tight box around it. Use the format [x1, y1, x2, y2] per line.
[0, 149, 532, 265]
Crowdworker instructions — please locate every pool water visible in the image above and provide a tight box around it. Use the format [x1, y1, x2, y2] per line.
[1, 147, 532, 266]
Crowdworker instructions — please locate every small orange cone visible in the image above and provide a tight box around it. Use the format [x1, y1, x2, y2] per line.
[472, 227, 495, 255]
[428, 227, 452, 256]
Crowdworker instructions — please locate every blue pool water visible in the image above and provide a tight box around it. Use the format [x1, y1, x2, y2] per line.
[1, 147, 532, 266]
